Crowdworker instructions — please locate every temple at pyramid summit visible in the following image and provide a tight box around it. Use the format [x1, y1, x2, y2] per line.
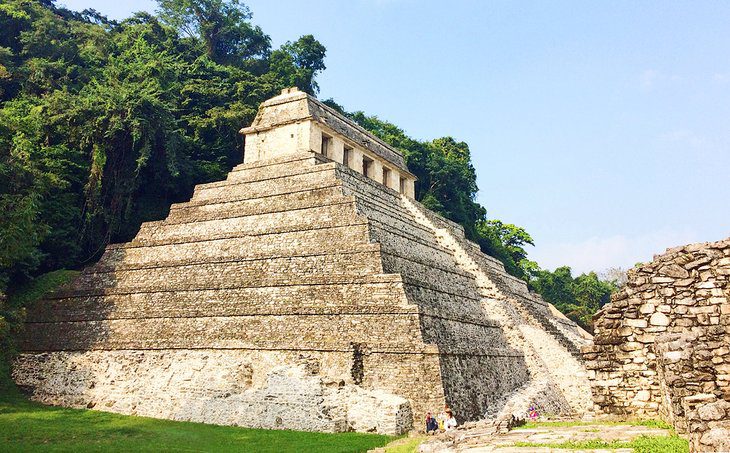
[13, 88, 593, 434]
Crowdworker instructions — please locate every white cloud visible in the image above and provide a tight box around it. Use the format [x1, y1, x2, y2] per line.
[713, 73, 730, 84]
[530, 228, 700, 275]
[659, 128, 708, 148]
[639, 69, 683, 91]
[639, 69, 659, 90]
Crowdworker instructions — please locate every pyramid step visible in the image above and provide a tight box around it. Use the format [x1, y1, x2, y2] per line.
[353, 195, 438, 242]
[20, 311, 426, 352]
[381, 253, 482, 299]
[224, 154, 325, 184]
[201, 156, 325, 190]
[228, 151, 325, 172]
[419, 316, 515, 351]
[166, 185, 346, 224]
[134, 203, 363, 246]
[28, 277, 410, 323]
[369, 224, 455, 266]
[68, 249, 386, 295]
[191, 163, 337, 203]
[97, 233, 376, 272]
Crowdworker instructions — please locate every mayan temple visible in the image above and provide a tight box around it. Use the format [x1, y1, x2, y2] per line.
[12, 88, 593, 435]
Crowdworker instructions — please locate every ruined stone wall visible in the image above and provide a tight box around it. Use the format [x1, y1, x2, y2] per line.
[683, 393, 730, 452]
[14, 151, 591, 434]
[585, 239, 730, 451]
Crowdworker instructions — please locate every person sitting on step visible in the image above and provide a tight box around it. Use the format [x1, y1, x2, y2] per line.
[443, 409, 458, 431]
[425, 412, 438, 434]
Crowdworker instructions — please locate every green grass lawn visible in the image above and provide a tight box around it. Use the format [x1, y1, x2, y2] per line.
[514, 418, 673, 430]
[512, 435, 688, 453]
[0, 392, 393, 452]
[511, 419, 688, 452]
[380, 435, 425, 453]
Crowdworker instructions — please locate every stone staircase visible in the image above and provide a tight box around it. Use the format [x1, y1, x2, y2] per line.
[512, 296, 585, 359]
[400, 195, 592, 417]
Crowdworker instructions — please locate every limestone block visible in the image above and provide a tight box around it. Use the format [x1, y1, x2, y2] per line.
[618, 326, 634, 336]
[697, 281, 718, 289]
[676, 298, 696, 305]
[626, 319, 648, 328]
[650, 312, 670, 326]
[634, 390, 651, 402]
[700, 426, 730, 450]
[659, 263, 690, 278]
[698, 401, 730, 421]
[345, 388, 412, 435]
[639, 303, 655, 314]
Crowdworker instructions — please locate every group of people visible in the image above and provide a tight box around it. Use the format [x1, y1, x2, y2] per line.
[424, 406, 457, 434]
[424, 403, 539, 434]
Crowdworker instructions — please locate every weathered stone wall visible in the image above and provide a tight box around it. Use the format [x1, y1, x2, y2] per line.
[585, 238, 730, 451]
[14, 350, 412, 434]
[14, 148, 591, 432]
[683, 393, 730, 452]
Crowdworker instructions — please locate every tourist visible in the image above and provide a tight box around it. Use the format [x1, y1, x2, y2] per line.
[443, 409, 457, 431]
[437, 404, 450, 430]
[425, 412, 438, 434]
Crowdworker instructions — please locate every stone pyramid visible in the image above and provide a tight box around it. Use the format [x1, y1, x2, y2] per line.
[14, 88, 592, 434]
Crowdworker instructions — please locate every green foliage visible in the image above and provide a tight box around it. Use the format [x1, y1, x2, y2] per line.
[381, 436, 425, 453]
[7, 269, 79, 308]
[529, 266, 618, 331]
[515, 419, 674, 430]
[0, 394, 394, 452]
[0, 0, 326, 293]
[476, 220, 535, 280]
[512, 434, 688, 453]
[270, 35, 327, 94]
[156, 0, 270, 65]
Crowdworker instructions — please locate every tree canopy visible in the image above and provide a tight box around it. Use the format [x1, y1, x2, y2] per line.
[0, 0, 326, 291]
[0, 0, 618, 334]
[529, 267, 618, 331]
[156, 0, 270, 65]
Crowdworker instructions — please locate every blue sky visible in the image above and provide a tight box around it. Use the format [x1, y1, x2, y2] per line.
[60, 0, 730, 274]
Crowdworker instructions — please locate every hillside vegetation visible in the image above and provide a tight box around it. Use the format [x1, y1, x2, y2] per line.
[0, 0, 618, 374]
